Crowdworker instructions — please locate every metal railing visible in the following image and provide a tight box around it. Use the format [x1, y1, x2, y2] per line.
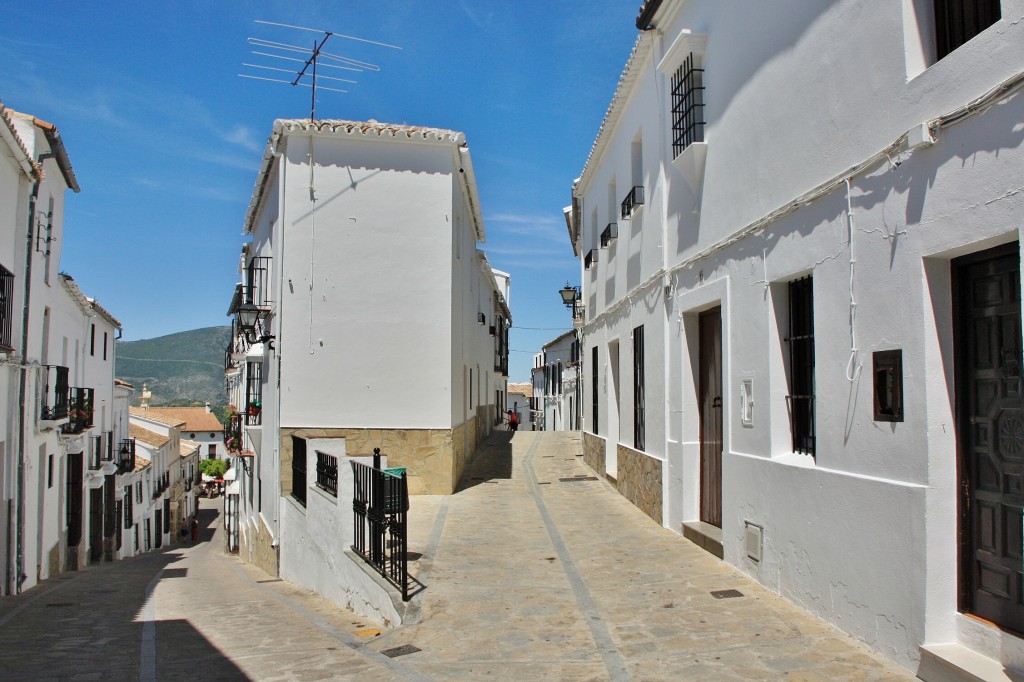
[62, 387, 94, 435]
[244, 256, 273, 308]
[40, 365, 69, 420]
[0, 263, 13, 349]
[600, 222, 618, 247]
[671, 51, 705, 158]
[119, 439, 136, 474]
[225, 413, 242, 452]
[351, 449, 411, 601]
[620, 185, 645, 219]
[315, 450, 338, 496]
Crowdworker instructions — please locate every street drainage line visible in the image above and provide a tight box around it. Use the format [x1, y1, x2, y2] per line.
[138, 567, 165, 682]
[0, 577, 76, 629]
[225, 560, 436, 682]
[523, 435, 633, 682]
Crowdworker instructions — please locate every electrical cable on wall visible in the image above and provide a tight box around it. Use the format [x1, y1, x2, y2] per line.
[844, 177, 861, 383]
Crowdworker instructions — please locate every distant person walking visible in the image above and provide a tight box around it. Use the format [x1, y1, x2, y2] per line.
[507, 409, 519, 432]
[191, 516, 199, 543]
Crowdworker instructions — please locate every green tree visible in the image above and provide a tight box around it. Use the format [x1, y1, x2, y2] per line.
[200, 458, 228, 479]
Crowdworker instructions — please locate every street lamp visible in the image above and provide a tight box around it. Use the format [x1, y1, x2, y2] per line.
[236, 303, 275, 349]
[559, 282, 580, 319]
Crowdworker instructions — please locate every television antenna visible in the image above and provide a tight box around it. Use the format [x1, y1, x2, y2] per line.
[239, 20, 401, 120]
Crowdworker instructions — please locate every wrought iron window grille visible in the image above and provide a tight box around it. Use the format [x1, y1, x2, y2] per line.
[601, 222, 618, 248]
[785, 276, 815, 456]
[584, 249, 598, 270]
[41, 365, 70, 421]
[0, 263, 13, 350]
[671, 52, 705, 158]
[315, 450, 338, 497]
[620, 186, 645, 220]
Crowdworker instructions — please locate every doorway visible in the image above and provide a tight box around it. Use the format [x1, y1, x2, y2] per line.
[699, 307, 723, 528]
[954, 241, 1024, 631]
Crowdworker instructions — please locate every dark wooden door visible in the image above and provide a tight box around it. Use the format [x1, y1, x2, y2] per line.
[699, 307, 723, 528]
[88, 488, 103, 563]
[955, 242, 1024, 631]
[66, 453, 82, 548]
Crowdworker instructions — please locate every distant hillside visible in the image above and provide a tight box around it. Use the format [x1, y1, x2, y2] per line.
[116, 326, 230, 408]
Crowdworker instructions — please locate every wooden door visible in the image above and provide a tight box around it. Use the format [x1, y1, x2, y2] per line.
[699, 307, 723, 528]
[88, 488, 103, 563]
[955, 242, 1024, 631]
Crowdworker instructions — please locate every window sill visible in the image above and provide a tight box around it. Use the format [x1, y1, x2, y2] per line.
[671, 141, 707, 197]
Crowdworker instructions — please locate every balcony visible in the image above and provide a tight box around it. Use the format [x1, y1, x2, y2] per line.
[61, 387, 94, 435]
[620, 185, 644, 219]
[40, 365, 70, 423]
[584, 249, 598, 271]
[225, 413, 242, 452]
[118, 439, 136, 474]
[600, 222, 618, 248]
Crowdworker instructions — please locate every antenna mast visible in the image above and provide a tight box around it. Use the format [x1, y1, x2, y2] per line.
[240, 20, 401, 121]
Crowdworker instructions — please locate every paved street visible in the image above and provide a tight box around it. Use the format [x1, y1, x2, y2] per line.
[0, 430, 914, 680]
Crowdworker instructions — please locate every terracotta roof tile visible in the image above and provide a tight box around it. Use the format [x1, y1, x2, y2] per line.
[137, 407, 223, 431]
[130, 423, 170, 449]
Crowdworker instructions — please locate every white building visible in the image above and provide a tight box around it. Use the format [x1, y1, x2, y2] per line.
[138, 405, 224, 461]
[568, 1, 1024, 676]
[224, 118, 511, 618]
[532, 330, 580, 432]
[0, 102, 128, 593]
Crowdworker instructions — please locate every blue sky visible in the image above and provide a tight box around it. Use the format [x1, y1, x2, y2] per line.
[1, 2, 638, 382]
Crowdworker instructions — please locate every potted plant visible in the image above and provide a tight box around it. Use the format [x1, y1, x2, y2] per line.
[247, 400, 261, 417]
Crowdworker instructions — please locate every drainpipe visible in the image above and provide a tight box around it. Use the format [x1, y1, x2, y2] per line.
[14, 150, 54, 593]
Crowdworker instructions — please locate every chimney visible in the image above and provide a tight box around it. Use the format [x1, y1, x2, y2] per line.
[141, 383, 152, 410]
[205, 402, 211, 414]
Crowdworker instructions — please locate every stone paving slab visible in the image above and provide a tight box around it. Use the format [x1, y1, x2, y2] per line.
[0, 430, 916, 680]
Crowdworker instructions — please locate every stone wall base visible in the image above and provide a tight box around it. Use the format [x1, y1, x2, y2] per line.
[281, 422, 487, 496]
[240, 513, 279, 578]
[582, 431, 606, 477]
[616, 444, 663, 525]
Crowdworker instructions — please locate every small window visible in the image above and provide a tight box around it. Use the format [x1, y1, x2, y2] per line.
[189, 433, 196, 439]
[633, 325, 646, 451]
[90, 324, 96, 356]
[786, 276, 815, 456]
[873, 350, 904, 422]
[47, 453, 54, 488]
[209, 433, 215, 438]
[103, 332, 108, 361]
[315, 450, 338, 496]
[670, 52, 705, 158]
[291, 436, 307, 507]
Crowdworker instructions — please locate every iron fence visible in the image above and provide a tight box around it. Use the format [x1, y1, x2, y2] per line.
[351, 449, 411, 601]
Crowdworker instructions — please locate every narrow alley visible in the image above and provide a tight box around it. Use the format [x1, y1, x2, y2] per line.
[0, 431, 912, 681]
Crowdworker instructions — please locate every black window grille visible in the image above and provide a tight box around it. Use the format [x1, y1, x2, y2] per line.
[246, 361, 263, 426]
[315, 450, 338, 497]
[787, 276, 815, 456]
[633, 325, 645, 451]
[136, 481, 142, 504]
[89, 435, 102, 470]
[0, 263, 13, 349]
[115, 501, 123, 550]
[244, 256, 273, 308]
[103, 431, 114, 462]
[620, 186, 645, 220]
[124, 488, 134, 529]
[600, 223, 618, 248]
[934, 0, 1000, 60]
[291, 436, 307, 507]
[592, 346, 599, 435]
[163, 499, 170, 534]
[585, 249, 598, 270]
[671, 52, 705, 158]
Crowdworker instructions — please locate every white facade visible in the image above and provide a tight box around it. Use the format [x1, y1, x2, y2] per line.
[0, 103, 129, 593]
[224, 119, 510, 616]
[569, 0, 1024, 675]
[533, 330, 579, 432]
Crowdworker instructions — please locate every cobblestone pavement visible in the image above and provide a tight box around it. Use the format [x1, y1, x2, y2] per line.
[0, 430, 915, 680]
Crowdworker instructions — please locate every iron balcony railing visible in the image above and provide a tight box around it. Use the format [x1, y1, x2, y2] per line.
[620, 185, 645, 219]
[246, 361, 263, 426]
[225, 413, 242, 452]
[0, 263, 13, 350]
[61, 387, 94, 435]
[89, 435, 102, 470]
[119, 439, 136, 474]
[351, 450, 412, 601]
[600, 222, 618, 247]
[102, 431, 114, 463]
[40, 365, 70, 421]
[584, 249, 598, 270]
[244, 256, 273, 309]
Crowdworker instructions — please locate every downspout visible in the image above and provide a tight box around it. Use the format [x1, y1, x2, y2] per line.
[270, 131, 285, 550]
[15, 150, 54, 593]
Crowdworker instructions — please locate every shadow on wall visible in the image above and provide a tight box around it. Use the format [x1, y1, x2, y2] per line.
[456, 431, 513, 493]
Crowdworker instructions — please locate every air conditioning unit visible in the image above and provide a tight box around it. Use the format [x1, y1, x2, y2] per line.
[745, 521, 763, 563]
